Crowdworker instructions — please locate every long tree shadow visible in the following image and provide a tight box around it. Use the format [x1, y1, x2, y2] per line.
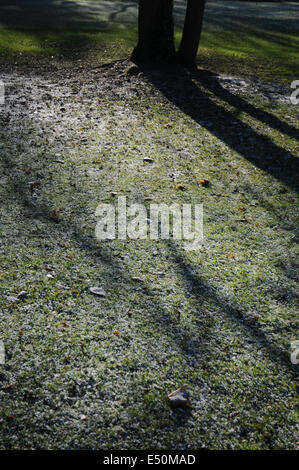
[0, 60, 297, 370]
[0, 143, 297, 376]
[0, 0, 138, 63]
[0, 0, 137, 30]
[1, 106, 298, 447]
[195, 70, 299, 141]
[139, 66, 298, 193]
[165, 240, 298, 372]
[0, 61, 298, 427]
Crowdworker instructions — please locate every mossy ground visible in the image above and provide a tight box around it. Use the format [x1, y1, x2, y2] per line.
[0, 0, 298, 451]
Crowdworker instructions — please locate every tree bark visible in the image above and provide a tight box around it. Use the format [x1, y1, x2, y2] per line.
[178, 0, 206, 68]
[131, 0, 176, 64]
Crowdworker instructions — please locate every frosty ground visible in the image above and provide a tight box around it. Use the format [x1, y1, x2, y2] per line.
[0, 0, 298, 451]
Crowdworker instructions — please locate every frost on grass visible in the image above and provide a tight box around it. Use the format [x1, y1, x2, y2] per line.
[0, 62, 298, 450]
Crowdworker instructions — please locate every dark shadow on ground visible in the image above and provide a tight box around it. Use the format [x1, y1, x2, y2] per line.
[138, 65, 298, 192]
[0, 92, 298, 447]
[165, 240, 298, 371]
[0, 0, 138, 61]
[0, 144, 297, 375]
[0, 0, 137, 30]
[196, 70, 299, 141]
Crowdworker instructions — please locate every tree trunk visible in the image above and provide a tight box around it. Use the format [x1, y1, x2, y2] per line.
[131, 0, 176, 64]
[178, 0, 206, 68]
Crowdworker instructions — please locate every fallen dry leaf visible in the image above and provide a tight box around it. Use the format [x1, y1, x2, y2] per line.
[168, 387, 191, 409]
[49, 210, 60, 221]
[89, 286, 106, 297]
[29, 181, 41, 190]
[59, 243, 69, 249]
[132, 277, 144, 282]
[44, 264, 55, 271]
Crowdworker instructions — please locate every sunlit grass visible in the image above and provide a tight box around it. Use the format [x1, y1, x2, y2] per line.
[0, 0, 298, 82]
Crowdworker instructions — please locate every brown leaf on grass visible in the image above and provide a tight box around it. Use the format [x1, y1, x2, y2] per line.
[44, 264, 55, 271]
[25, 168, 31, 174]
[168, 387, 191, 409]
[173, 184, 186, 191]
[49, 210, 60, 221]
[59, 243, 69, 249]
[29, 181, 41, 190]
